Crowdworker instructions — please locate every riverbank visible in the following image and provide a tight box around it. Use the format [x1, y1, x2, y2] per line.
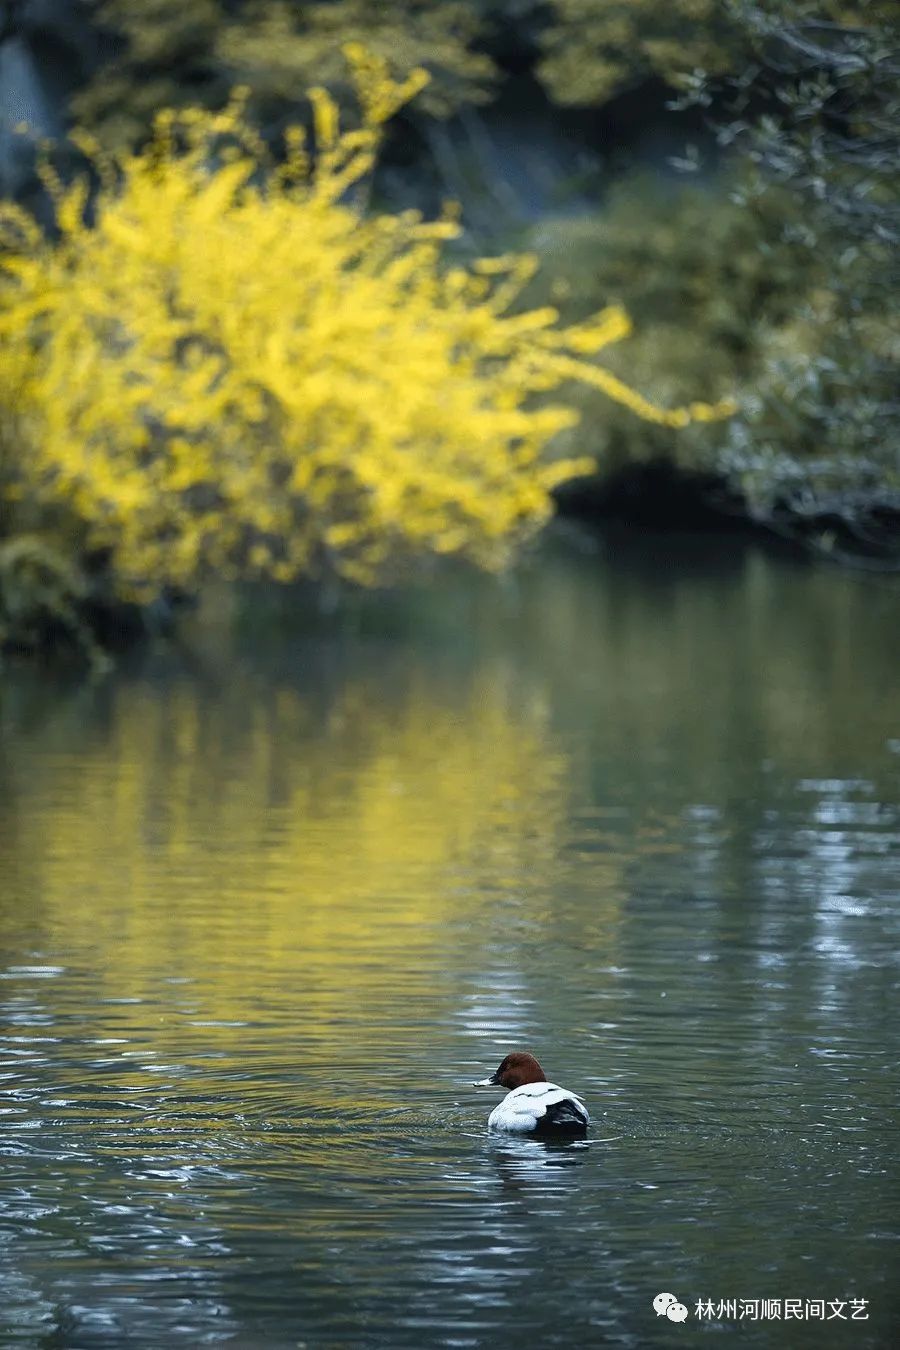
[3, 484, 898, 670]
[554, 460, 900, 568]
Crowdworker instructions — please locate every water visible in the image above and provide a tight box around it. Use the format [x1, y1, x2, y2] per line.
[1, 537, 898, 1348]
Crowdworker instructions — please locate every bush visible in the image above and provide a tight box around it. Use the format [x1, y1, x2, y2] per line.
[695, 0, 900, 557]
[521, 175, 808, 475]
[74, 1, 745, 154]
[75, 0, 496, 152]
[537, 0, 741, 106]
[0, 535, 110, 667]
[0, 49, 730, 605]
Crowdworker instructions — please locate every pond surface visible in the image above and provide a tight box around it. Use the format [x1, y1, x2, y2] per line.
[1, 536, 898, 1348]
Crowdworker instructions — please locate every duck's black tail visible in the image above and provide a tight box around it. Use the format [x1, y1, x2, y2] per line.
[538, 1099, 589, 1135]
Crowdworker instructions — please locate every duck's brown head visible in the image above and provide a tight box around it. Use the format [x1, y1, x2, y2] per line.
[475, 1052, 547, 1090]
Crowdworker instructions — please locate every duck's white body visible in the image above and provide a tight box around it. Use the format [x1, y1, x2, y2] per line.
[487, 1081, 590, 1134]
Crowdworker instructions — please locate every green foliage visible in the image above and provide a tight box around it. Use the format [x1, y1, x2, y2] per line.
[698, 0, 900, 552]
[521, 175, 811, 474]
[74, 0, 754, 154]
[76, 0, 496, 149]
[0, 535, 110, 668]
[537, 0, 741, 106]
[718, 304, 900, 542]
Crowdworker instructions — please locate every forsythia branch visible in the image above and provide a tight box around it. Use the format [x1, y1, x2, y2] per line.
[0, 47, 733, 600]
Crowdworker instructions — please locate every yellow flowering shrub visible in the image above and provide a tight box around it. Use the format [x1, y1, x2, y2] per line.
[0, 47, 732, 600]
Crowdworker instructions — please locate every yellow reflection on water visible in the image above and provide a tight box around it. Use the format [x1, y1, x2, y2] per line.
[3, 659, 589, 1072]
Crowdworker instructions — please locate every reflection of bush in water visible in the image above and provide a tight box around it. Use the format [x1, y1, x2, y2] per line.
[483, 547, 900, 798]
[13, 668, 578, 1043]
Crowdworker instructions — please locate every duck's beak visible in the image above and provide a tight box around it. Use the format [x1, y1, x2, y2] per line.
[473, 1075, 498, 1087]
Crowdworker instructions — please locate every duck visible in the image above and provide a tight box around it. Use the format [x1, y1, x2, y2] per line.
[475, 1052, 589, 1135]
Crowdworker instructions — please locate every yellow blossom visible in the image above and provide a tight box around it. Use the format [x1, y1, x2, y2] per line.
[0, 48, 731, 600]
